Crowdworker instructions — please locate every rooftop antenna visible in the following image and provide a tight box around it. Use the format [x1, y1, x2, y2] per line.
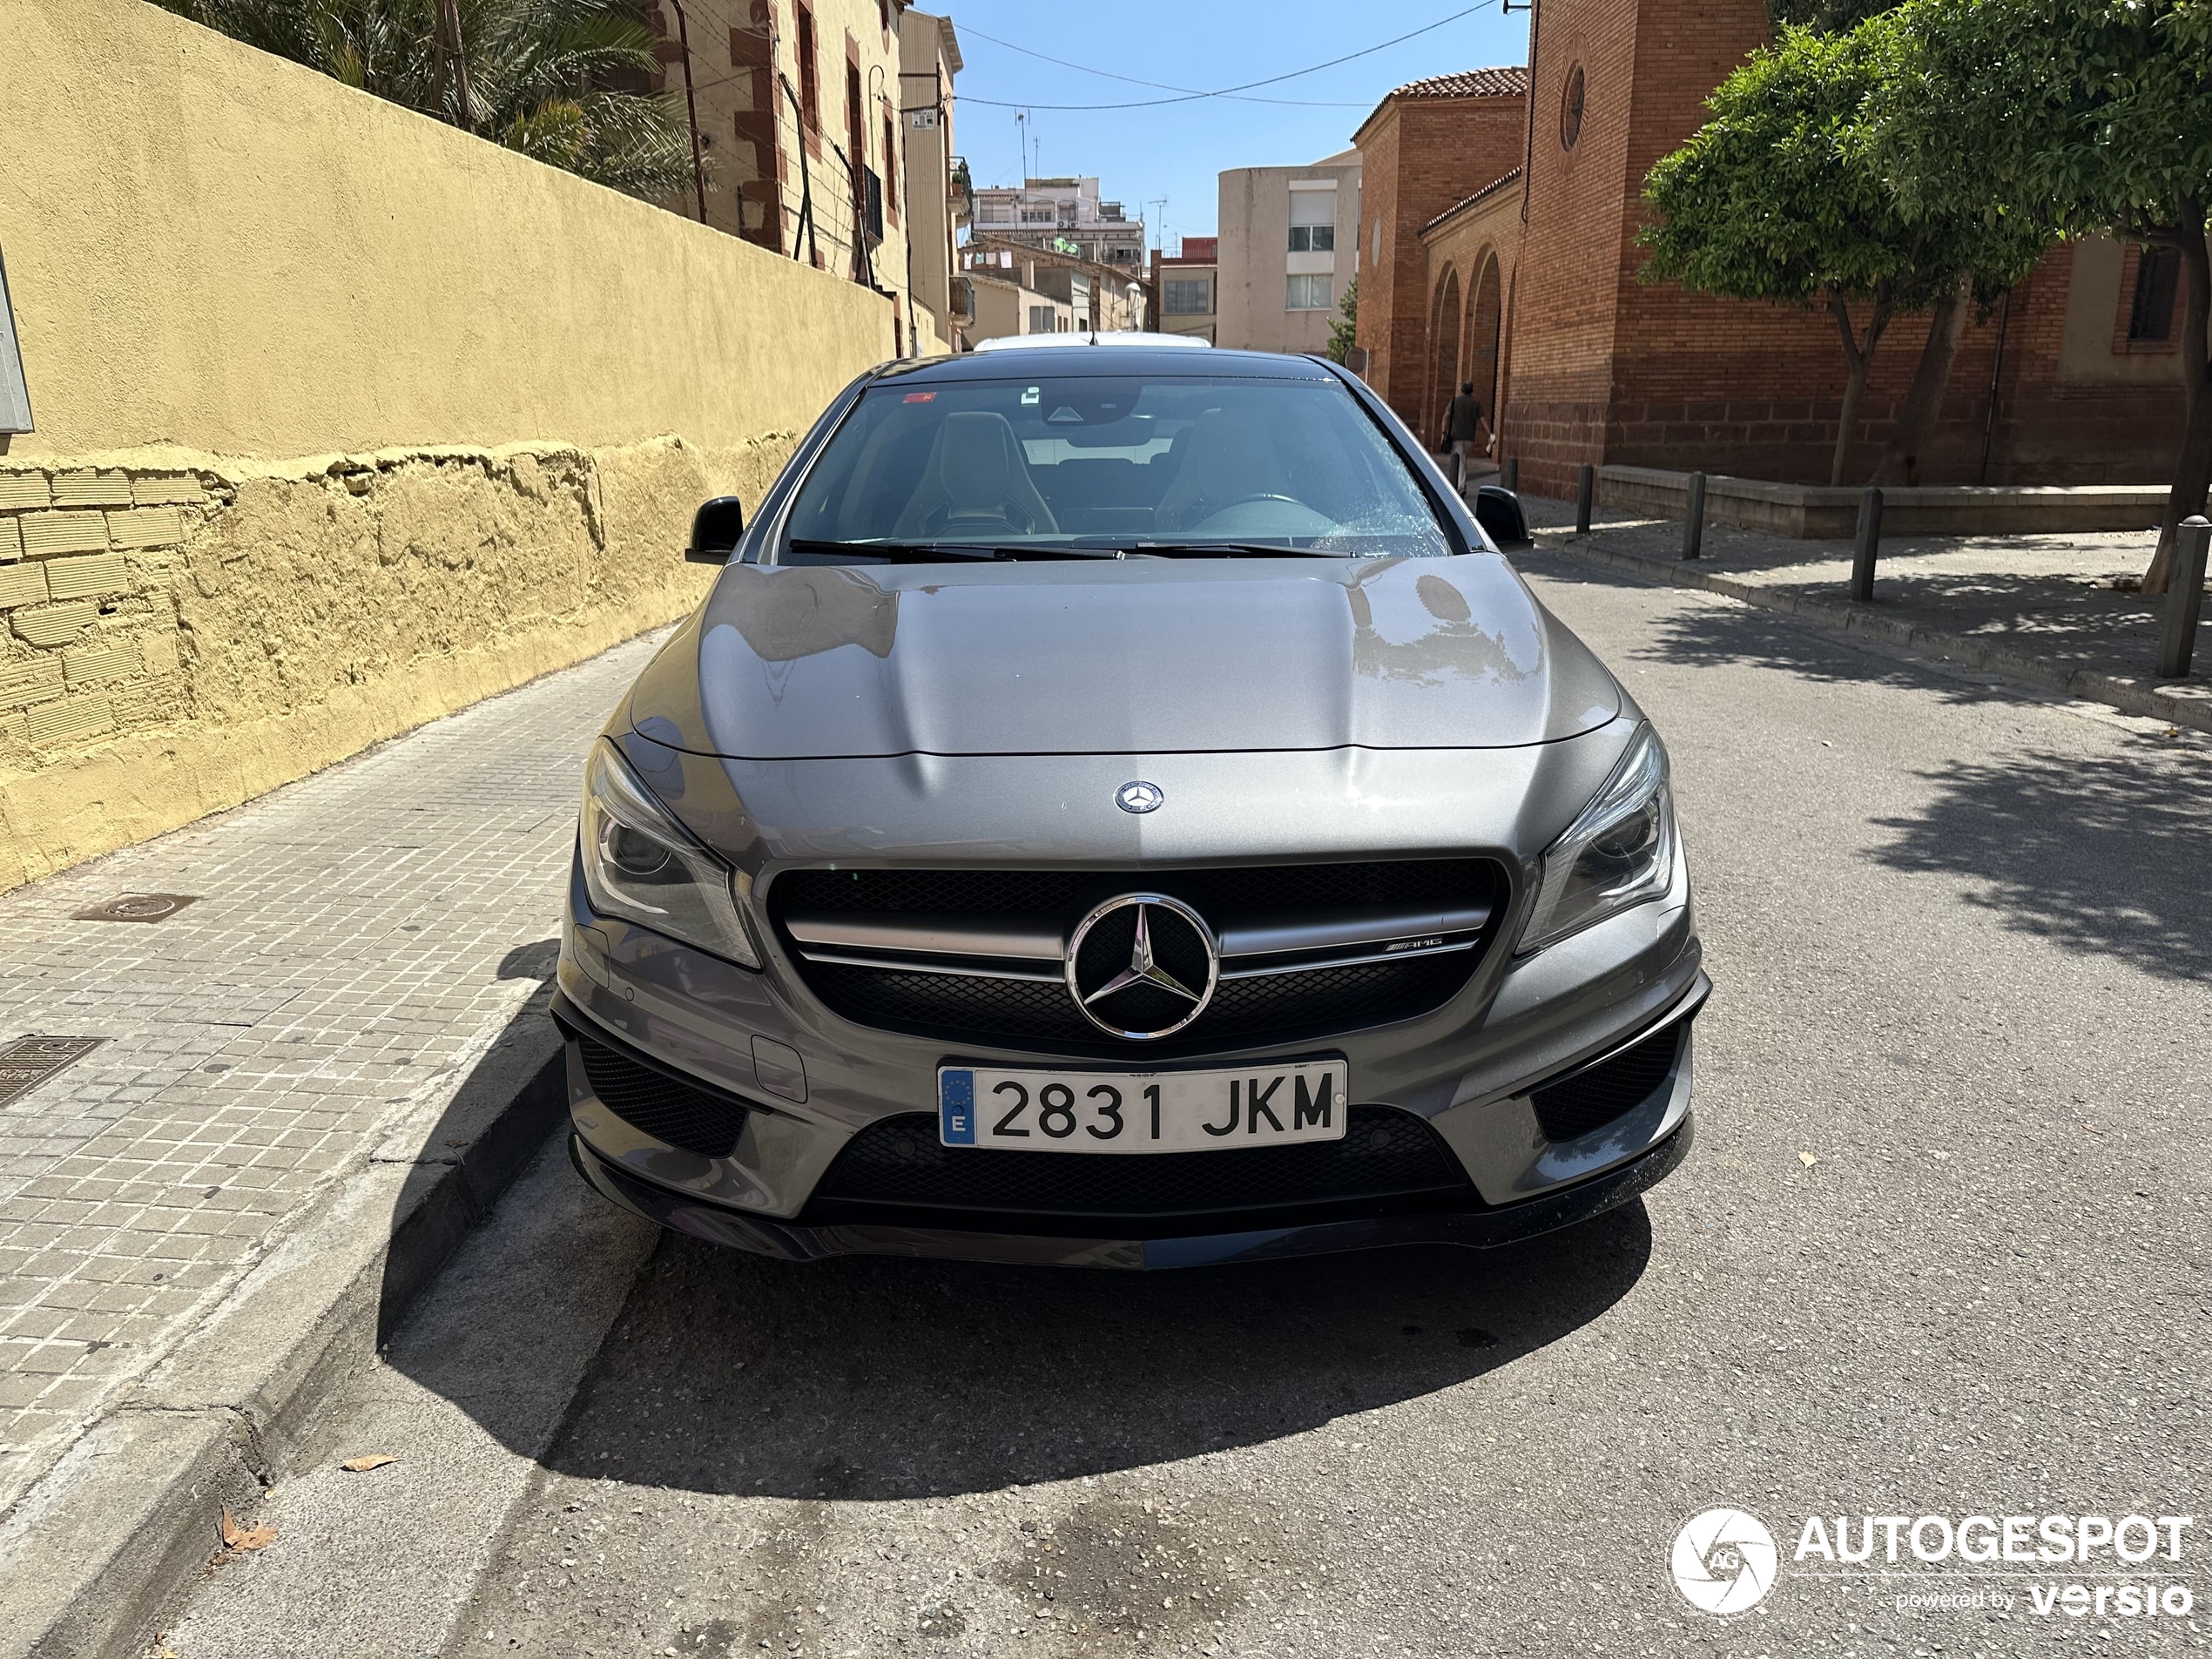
[1147, 197, 1168, 256]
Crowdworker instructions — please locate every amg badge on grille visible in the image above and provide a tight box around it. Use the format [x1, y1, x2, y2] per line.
[1115, 780, 1163, 814]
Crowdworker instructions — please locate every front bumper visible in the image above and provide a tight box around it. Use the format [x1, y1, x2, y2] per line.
[566, 1109, 1694, 1269]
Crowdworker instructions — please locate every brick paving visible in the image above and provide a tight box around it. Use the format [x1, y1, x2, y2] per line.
[0, 630, 661, 1513]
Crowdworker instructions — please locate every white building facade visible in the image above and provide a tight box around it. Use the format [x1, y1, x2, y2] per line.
[968, 176, 1146, 272]
[1215, 150, 1362, 354]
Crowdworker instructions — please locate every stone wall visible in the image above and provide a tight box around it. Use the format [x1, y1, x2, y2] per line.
[0, 0, 903, 890]
[0, 438, 792, 890]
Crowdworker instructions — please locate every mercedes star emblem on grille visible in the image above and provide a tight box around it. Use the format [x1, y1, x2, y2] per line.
[1115, 780, 1164, 814]
[1064, 894, 1220, 1041]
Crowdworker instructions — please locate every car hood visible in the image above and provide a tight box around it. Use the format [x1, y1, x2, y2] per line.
[627, 556, 1619, 759]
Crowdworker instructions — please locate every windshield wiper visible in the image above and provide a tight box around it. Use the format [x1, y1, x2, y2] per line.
[1099, 542, 1341, 557]
[785, 539, 1123, 563]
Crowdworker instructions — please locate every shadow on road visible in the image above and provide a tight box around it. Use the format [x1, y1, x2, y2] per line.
[1519, 544, 2165, 693]
[1644, 571, 2159, 682]
[373, 939, 1655, 1504]
[1867, 741, 2212, 982]
[516, 1209, 1651, 1501]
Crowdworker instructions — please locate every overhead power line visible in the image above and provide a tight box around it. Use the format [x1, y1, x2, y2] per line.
[955, 24, 1365, 106]
[954, 2, 1501, 111]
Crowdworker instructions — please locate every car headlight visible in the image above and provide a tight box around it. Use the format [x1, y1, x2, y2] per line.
[1515, 724, 1677, 954]
[577, 738, 761, 969]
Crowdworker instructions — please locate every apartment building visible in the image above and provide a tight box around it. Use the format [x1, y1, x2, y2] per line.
[1214, 152, 1361, 354]
[642, 0, 943, 354]
[1150, 236, 1218, 344]
[966, 271, 1072, 341]
[898, 8, 968, 351]
[962, 238, 1148, 338]
[968, 177, 1147, 271]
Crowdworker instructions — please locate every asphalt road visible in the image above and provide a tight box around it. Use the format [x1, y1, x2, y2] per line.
[160, 551, 2212, 1658]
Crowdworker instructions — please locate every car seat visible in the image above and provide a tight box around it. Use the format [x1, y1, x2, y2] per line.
[891, 411, 1061, 539]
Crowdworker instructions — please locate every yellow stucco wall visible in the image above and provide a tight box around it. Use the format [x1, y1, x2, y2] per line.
[0, 0, 903, 890]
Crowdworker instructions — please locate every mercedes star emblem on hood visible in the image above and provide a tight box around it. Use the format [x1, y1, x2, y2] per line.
[1116, 780, 1164, 814]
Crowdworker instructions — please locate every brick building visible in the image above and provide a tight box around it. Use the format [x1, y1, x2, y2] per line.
[1357, 2, 2192, 496]
[1351, 69, 1528, 430]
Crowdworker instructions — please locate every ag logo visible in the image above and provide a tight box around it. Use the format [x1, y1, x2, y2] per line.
[1670, 1507, 1778, 1614]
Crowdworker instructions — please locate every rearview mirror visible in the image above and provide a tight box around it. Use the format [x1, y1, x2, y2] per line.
[686, 496, 745, 563]
[1473, 484, 1530, 550]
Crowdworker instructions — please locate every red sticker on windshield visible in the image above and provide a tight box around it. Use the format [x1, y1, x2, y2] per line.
[903, 391, 937, 403]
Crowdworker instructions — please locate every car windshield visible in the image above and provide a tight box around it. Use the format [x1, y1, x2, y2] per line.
[779, 374, 1455, 561]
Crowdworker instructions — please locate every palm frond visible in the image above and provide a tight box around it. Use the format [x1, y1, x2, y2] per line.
[158, 0, 694, 203]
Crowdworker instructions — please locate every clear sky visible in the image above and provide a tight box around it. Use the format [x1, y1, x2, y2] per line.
[941, 0, 1533, 252]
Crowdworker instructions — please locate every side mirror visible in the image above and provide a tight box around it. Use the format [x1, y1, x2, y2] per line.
[686, 496, 745, 564]
[1473, 484, 1531, 550]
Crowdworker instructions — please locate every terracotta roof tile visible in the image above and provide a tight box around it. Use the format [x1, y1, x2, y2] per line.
[1386, 65, 1530, 101]
[1420, 169, 1524, 235]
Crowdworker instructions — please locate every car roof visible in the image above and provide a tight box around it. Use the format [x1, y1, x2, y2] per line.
[877, 345, 1343, 383]
[972, 330, 1211, 353]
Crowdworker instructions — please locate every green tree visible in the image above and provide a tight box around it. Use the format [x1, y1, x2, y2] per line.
[1769, 0, 1893, 30]
[1641, 21, 2047, 486]
[1325, 276, 1359, 366]
[155, 0, 696, 200]
[1880, 0, 2212, 590]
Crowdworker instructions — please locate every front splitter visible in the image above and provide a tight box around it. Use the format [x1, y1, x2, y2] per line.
[567, 1114, 1693, 1270]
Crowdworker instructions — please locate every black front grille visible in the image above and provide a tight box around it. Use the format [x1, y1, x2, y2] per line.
[578, 1036, 752, 1158]
[1530, 1022, 1685, 1143]
[772, 860, 1507, 1055]
[804, 1104, 1474, 1233]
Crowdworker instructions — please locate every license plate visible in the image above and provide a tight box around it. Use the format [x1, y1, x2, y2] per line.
[937, 1059, 1348, 1153]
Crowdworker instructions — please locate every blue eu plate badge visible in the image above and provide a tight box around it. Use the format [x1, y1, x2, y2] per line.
[939, 1069, 976, 1145]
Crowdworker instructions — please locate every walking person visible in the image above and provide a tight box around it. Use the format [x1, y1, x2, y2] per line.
[1437, 381, 1495, 494]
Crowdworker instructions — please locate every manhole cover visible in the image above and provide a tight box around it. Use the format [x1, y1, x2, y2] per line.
[0, 1036, 105, 1108]
[72, 894, 200, 923]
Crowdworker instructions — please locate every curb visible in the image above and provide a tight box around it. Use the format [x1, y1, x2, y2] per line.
[0, 990, 570, 1659]
[1530, 533, 2212, 738]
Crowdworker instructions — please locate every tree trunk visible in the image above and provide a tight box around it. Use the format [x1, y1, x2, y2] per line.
[1877, 273, 1971, 487]
[2143, 208, 2212, 595]
[1828, 292, 1893, 488]
[440, 0, 474, 130]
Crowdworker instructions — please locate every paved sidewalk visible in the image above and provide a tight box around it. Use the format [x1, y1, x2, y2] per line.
[1518, 495, 2212, 732]
[0, 631, 658, 1519]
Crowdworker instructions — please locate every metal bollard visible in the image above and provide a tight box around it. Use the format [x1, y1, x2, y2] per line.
[1575, 462, 1595, 534]
[1850, 486, 1885, 602]
[1683, 470, 1708, 561]
[2155, 514, 2211, 678]
[1501, 456, 1519, 493]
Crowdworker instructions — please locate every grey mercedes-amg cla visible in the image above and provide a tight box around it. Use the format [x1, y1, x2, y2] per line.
[556, 342, 1704, 1268]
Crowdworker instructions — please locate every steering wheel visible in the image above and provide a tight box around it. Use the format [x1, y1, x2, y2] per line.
[1206, 493, 1303, 515]
[1187, 493, 1332, 537]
